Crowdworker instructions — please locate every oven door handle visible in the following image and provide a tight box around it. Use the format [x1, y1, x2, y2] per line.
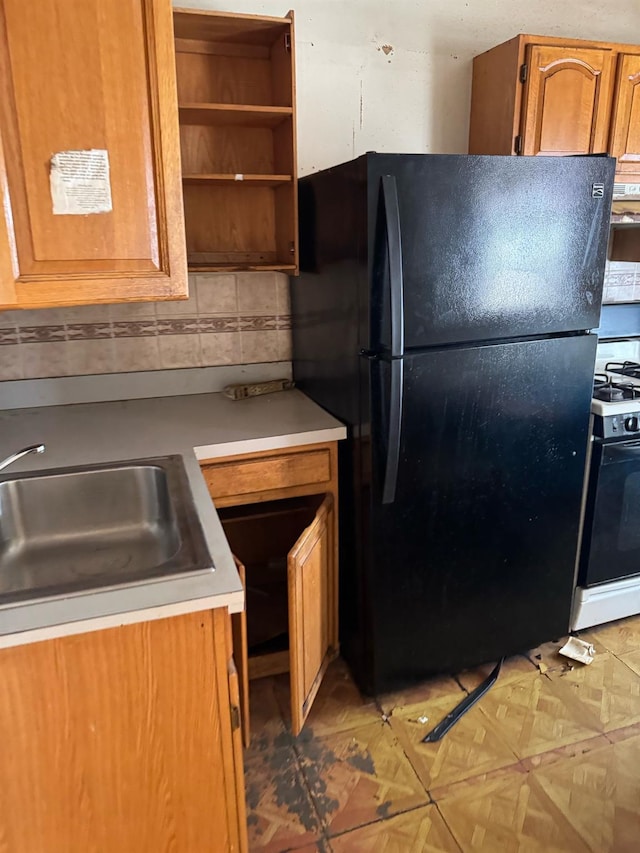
[604, 441, 640, 463]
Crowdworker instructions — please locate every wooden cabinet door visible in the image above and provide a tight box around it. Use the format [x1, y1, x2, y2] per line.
[521, 45, 614, 156]
[227, 659, 249, 853]
[288, 494, 333, 736]
[0, 611, 243, 852]
[0, 0, 187, 309]
[610, 54, 640, 178]
[231, 556, 251, 748]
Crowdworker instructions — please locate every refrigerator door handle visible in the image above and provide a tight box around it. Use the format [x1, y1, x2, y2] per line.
[381, 175, 404, 358]
[382, 358, 404, 504]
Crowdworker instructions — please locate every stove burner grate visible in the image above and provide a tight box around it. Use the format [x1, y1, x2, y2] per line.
[593, 374, 640, 402]
[606, 361, 640, 379]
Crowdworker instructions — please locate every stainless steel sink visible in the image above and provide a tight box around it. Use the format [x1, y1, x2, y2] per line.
[0, 456, 210, 607]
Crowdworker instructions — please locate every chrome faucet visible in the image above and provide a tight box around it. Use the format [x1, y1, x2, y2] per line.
[0, 443, 46, 472]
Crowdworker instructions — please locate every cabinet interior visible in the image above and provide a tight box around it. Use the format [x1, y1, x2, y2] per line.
[610, 227, 640, 262]
[173, 9, 297, 272]
[610, 201, 640, 263]
[219, 495, 323, 673]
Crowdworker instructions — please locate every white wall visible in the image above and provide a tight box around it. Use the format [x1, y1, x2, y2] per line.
[178, 0, 639, 174]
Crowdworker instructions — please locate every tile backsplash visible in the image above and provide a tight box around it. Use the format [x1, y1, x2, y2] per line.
[602, 260, 640, 304]
[0, 272, 291, 381]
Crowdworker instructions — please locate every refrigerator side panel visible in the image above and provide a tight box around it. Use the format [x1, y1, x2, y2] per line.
[292, 157, 367, 425]
[338, 352, 376, 687]
[367, 153, 615, 350]
[362, 334, 597, 695]
[291, 156, 374, 685]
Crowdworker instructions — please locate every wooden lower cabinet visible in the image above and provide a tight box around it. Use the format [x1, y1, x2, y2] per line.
[0, 609, 247, 853]
[201, 441, 340, 736]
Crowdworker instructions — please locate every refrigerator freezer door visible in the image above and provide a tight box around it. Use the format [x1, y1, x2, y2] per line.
[367, 154, 615, 351]
[355, 333, 596, 694]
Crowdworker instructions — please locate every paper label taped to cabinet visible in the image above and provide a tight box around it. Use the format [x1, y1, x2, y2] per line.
[50, 149, 112, 215]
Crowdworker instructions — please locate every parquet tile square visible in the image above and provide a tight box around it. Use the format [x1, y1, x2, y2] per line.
[429, 762, 528, 804]
[617, 648, 640, 677]
[528, 636, 610, 675]
[526, 639, 574, 672]
[534, 734, 640, 852]
[330, 804, 461, 852]
[295, 720, 429, 836]
[604, 720, 640, 744]
[377, 674, 464, 715]
[389, 696, 520, 792]
[547, 652, 640, 735]
[244, 627, 640, 852]
[247, 676, 292, 755]
[438, 767, 591, 852]
[276, 658, 381, 737]
[582, 614, 640, 656]
[477, 670, 602, 759]
[457, 654, 536, 690]
[244, 746, 323, 852]
[520, 734, 611, 773]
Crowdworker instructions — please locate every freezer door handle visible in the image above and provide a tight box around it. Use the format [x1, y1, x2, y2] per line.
[382, 358, 404, 504]
[381, 175, 404, 358]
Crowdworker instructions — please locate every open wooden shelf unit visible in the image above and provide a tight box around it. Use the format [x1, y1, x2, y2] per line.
[173, 8, 298, 273]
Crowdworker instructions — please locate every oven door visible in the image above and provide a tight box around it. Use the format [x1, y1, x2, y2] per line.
[581, 439, 640, 586]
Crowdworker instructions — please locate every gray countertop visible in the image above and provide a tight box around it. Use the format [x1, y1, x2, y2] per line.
[0, 390, 346, 647]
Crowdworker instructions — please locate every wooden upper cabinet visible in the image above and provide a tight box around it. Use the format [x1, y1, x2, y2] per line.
[173, 8, 298, 274]
[610, 54, 640, 176]
[469, 35, 640, 183]
[521, 46, 614, 156]
[0, 0, 187, 309]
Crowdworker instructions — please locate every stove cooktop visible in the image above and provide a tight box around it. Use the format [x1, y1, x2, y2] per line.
[591, 368, 640, 420]
[591, 348, 640, 429]
[605, 361, 640, 380]
[593, 373, 640, 403]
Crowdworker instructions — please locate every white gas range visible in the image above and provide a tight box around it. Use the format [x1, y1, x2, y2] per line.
[572, 340, 640, 630]
[593, 338, 640, 401]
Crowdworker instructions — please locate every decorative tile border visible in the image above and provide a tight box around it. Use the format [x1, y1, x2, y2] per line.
[66, 323, 113, 340]
[604, 271, 637, 288]
[0, 315, 291, 345]
[0, 328, 18, 345]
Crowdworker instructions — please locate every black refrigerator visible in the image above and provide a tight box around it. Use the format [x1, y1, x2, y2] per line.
[291, 153, 615, 696]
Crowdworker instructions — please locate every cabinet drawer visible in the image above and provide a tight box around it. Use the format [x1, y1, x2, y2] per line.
[202, 448, 332, 501]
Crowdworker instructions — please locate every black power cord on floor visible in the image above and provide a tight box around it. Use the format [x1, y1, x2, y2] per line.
[422, 658, 504, 743]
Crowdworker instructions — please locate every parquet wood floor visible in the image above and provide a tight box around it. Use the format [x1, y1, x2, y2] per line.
[244, 615, 640, 851]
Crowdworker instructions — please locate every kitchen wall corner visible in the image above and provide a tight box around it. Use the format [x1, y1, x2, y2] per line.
[0, 272, 292, 381]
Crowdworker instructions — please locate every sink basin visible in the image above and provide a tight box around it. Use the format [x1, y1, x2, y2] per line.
[0, 456, 210, 607]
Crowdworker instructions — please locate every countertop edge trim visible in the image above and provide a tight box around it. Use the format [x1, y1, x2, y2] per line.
[194, 426, 347, 460]
[0, 589, 245, 650]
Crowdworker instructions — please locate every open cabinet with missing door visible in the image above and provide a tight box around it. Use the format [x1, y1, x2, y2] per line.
[221, 494, 334, 737]
[609, 201, 640, 263]
[172, 7, 298, 273]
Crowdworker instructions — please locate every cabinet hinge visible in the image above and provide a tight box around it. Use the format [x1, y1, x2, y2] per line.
[519, 63, 528, 84]
[289, 240, 295, 255]
[285, 33, 291, 52]
[230, 704, 241, 732]
[514, 134, 523, 155]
